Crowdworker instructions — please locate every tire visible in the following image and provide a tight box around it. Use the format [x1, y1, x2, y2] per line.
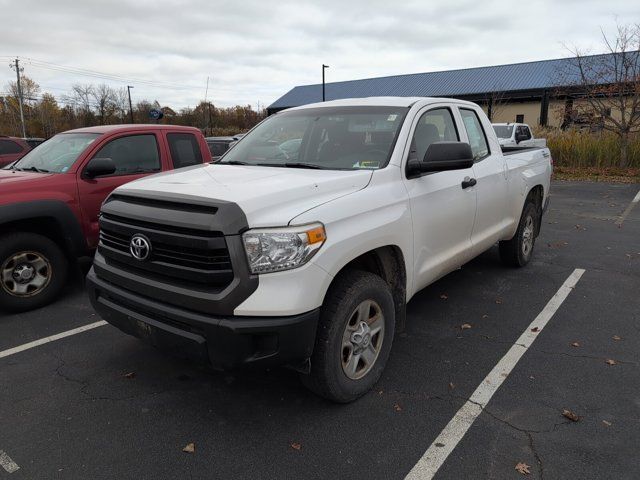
[499, 201, 540, 267]
[0, 232, 69, 313]
[301, 270, 395, 403]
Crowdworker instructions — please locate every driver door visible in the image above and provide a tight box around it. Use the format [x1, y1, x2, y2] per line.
[402, 105, 477, 292]
[76, 133, 164, 249]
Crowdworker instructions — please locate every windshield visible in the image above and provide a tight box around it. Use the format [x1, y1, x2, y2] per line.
[219, 106, 408, 170]
[493, 125, 514, 139]
[10, 133, 101, 173]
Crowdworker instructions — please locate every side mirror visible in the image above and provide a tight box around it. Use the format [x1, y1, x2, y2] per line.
[84, 157, 116, 178]
[408, 142, 474, 175]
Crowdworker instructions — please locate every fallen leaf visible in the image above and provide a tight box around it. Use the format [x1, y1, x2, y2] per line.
[394, 403, 402, 412]
[612, 335, 622, 341]
[182, 443, 195, 454]
[495, 299, 503, 304]
[562, 409, 580, 422]
[602, 420, 612, 426]
[440, 294, 448, 300]
[605, 359, 617, 366]
[290, 443, 301, 451]
[515, 462, 531, 475]
[460, 323, 472, 330]
[531, 327, 539, 332]
[482, 314, 489, 319]
[448, 382, 455, 390]
[571, 342, 580, 347]
[123, 372, 136, 379]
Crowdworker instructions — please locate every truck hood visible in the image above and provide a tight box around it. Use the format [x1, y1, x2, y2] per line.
[0, 169, 56, 186]
[116, 164, 373, 227]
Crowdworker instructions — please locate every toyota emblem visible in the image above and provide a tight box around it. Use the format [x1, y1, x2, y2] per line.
[129, 234, 151, 261]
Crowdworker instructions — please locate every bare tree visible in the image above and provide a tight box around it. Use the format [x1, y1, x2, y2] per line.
[91, 84, 116, 124]
[112, 87, 130, 122]
[64, 84, 95, 126]
[564, 23, 640, 167]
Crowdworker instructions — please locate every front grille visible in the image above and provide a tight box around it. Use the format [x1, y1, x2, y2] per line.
[98, 213, 234, 289]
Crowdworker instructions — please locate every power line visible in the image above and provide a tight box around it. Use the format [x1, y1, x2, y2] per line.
[21, 57, 201, 90]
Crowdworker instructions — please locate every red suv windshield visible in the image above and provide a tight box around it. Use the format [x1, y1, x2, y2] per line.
[11, 133, 101, 173]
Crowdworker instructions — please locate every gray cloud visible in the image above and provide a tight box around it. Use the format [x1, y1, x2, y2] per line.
[0, 0, 637, 109]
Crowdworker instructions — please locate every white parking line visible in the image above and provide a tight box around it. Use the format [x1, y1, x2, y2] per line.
[0, 450, 20, 473]
[405, 268, 585, 480]
[0, 321, 107, 360]
[615, 188, 640, 227]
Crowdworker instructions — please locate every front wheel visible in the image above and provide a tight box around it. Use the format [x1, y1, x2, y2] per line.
[301, 270, 395, 403]
[499, 201, 539, 267]
[0, 233, 69, 313]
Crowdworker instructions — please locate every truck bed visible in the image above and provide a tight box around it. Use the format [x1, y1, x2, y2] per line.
[501, 145, 546, 156]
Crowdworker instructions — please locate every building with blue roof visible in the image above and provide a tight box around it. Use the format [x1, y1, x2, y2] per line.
[267, 54, 619, 127]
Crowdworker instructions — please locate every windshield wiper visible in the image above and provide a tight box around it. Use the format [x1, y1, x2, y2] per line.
[14, 166, 50, 173]
[219, 160, 250, 165]
[263, 162, 326, 170]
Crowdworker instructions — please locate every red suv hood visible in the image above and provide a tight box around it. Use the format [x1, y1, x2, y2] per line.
[0, 169, 55, 185]
[0, 169, 62, 206]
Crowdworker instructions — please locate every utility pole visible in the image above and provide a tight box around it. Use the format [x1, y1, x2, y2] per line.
[127, 85, 134, 123]
[322, 64, 329, 102]
[12, 58, 27, 138]
[204, 76, 210, 134]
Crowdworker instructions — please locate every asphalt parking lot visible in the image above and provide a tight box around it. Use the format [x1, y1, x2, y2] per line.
[1, 180, 638, 480]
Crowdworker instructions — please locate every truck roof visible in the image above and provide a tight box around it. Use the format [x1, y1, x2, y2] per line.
[62, 124, 202, 135]
[287, 96, 479, 111]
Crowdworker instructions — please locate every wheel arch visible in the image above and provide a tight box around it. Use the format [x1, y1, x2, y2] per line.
[0, 201, 88, 258]
[324, 245, 407, 330]
[525, 184, 544, 236]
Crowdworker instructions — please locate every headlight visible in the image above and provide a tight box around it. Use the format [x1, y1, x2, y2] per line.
[242, 223, 326, 274]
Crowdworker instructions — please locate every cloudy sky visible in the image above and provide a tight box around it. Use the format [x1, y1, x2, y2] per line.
[0, 0, 636, 111]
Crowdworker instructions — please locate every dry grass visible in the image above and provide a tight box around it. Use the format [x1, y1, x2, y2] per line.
[534, 128, 640, 169]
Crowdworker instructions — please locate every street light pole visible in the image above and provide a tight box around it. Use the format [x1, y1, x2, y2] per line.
[127, 85, 134, 123]
[322, 64, 329, 102]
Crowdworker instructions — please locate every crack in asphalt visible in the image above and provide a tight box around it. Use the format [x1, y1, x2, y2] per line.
[527, 432, 544, 480]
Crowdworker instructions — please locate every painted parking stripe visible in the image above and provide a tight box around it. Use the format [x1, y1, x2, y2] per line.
[0, 321, 107, 360]
[0, 450, 19, 473]
[615, 188, 640, 227]
[405, 268, 585, 480]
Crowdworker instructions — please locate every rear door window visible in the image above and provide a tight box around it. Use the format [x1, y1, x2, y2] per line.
[522, 126, 532, 140]
[92, 134, 160, 175]
[460, 109, 490, 161]
[0, 139, 24, 154]
[168, 133, 203, 168]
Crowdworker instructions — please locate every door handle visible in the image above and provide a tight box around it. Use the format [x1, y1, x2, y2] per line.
[461, 177, 477, 189]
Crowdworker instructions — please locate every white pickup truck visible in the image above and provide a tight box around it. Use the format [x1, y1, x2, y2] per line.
[87, 97, 552, 402]
[492, 122, 547, 148]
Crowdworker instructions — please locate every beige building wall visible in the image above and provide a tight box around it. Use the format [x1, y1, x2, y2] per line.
[491, 101, 542, 125]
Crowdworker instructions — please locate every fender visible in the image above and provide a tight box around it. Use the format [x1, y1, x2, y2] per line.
[0, 200, 88, 257]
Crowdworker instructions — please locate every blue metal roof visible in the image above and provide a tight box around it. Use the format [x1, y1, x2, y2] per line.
[268, 55, 597, 110]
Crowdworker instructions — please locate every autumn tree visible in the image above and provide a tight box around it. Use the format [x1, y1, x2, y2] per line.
[564, 23, 640, 167]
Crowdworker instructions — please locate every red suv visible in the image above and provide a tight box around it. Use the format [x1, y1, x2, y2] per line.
[0, 136, 32, 167]
[0, 124, 211, 312]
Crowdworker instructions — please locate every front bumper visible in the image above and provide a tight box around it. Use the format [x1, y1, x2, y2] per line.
[87, 268, 319, 370]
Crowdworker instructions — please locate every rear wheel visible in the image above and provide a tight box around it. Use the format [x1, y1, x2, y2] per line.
[301, 270, 395, 403]
[0, 233, 68, 313]
[499, 201, 539, 267]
